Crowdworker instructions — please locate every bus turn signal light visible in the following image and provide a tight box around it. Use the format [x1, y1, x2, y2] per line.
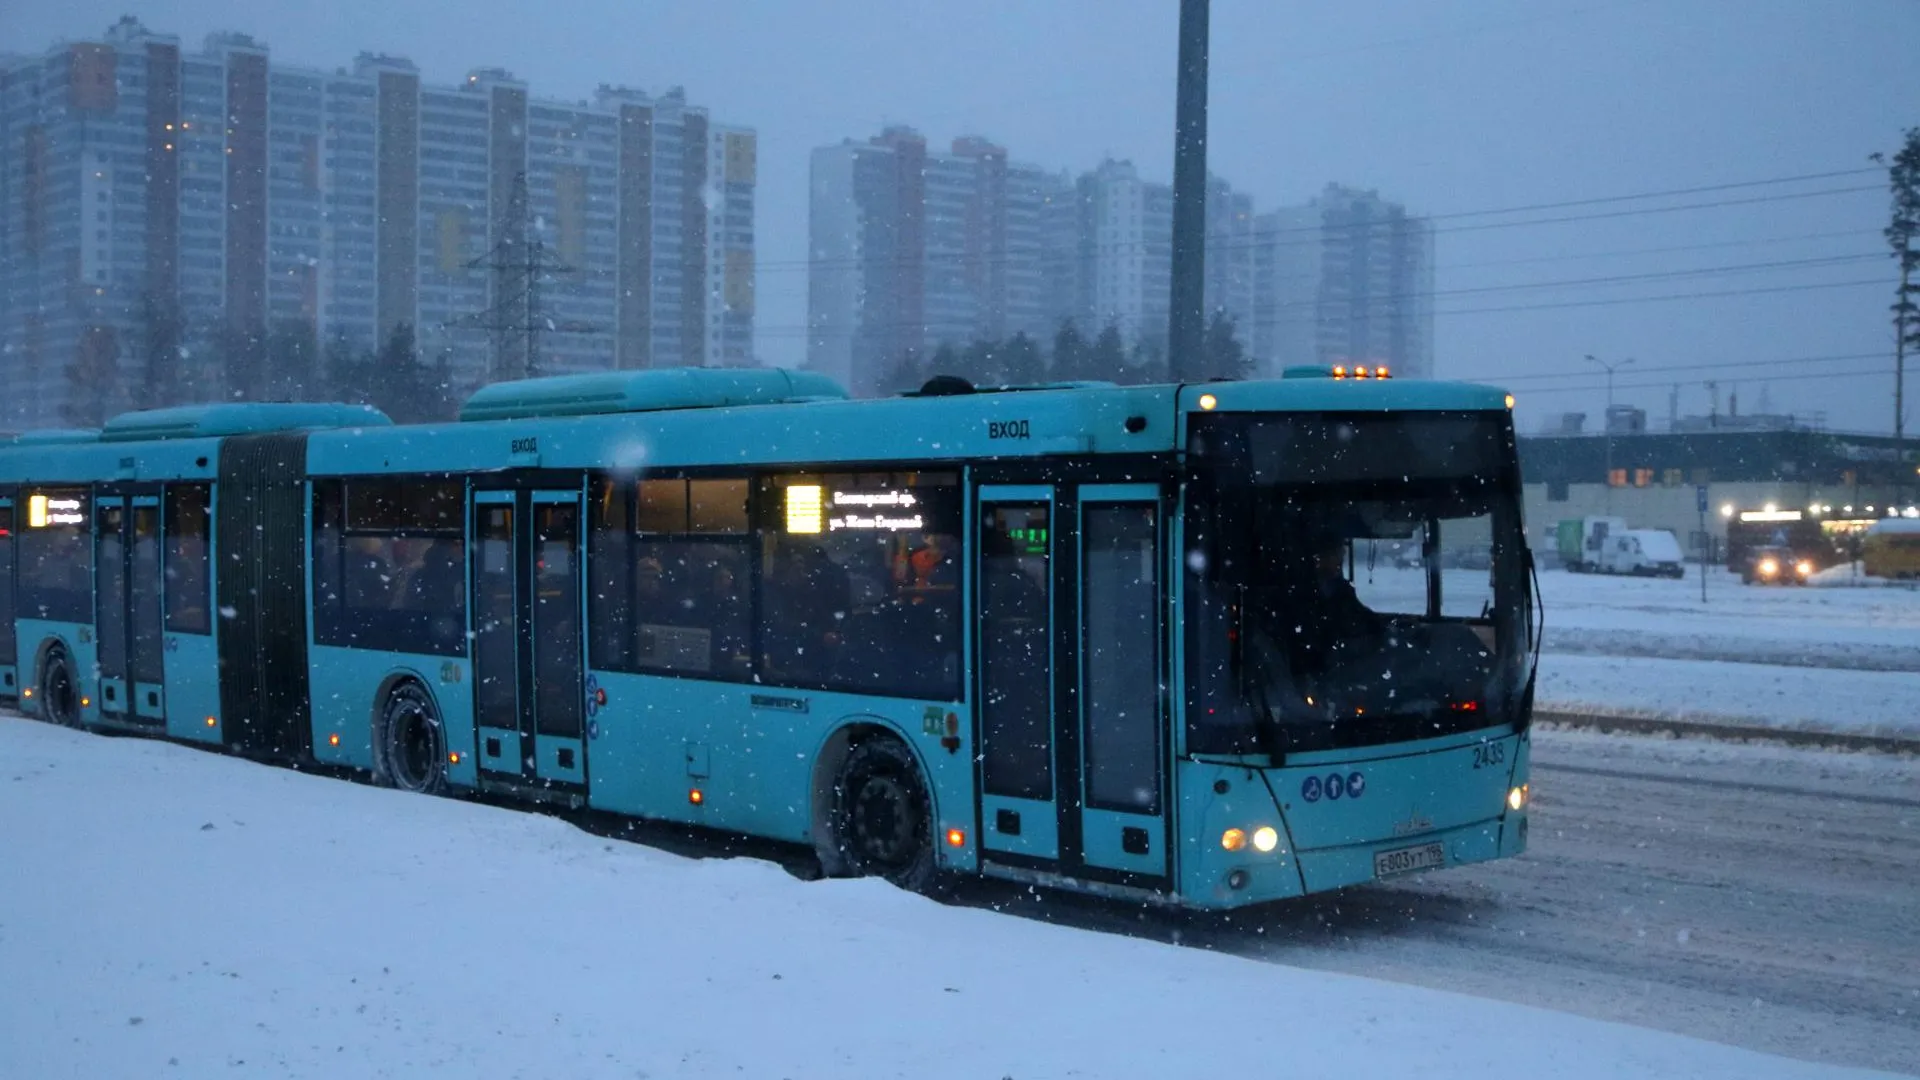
[946, 828, 966, 848]
[327, 733, 340, 747]
[449, 752, 461, 765]
[1221, 828, 1247, 852]
[1508, 785, 1529, 812]
[688, 788, 704, 805]
[205, 716, 217, 728]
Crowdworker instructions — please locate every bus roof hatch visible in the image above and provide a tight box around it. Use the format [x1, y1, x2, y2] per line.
[457, 367, 849, 422]
[99, 402, 394, 442]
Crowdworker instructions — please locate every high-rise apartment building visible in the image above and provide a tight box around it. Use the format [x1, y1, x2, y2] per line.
[808, 127, 1071, 396]
[1250, 183, 1434, 380]
[0, 18, 756, 429]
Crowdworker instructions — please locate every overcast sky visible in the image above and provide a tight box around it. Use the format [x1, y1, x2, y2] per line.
[6, 0, 1916, 433]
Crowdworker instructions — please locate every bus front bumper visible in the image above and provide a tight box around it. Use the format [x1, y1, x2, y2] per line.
[1176, 730, 1531, 909]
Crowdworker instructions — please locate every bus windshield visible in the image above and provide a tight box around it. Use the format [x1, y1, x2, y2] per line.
[1186, 411, 1531, 755]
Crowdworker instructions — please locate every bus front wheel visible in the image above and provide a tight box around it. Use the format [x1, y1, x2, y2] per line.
[374, 682, 448, 795]
[830, 736, 937, 894]
[36, 646, 81, 729]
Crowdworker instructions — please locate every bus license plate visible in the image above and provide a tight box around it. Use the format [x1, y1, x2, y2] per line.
[1374, 842, 1445, 879]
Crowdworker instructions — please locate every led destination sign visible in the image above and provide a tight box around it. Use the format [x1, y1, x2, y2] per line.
[27, 492, 87, 528]
[784, 485, 928, 534]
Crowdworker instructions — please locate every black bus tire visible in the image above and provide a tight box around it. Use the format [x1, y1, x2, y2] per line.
[373, 681, 448, 795]
[829, 736, 939, 895]
[36, 645, 82, 729]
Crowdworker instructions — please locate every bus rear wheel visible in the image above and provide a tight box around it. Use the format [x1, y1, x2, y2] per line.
[36, 646, 81, 729]
[375, 682, 447, 795]
[830, 736, 937, 894]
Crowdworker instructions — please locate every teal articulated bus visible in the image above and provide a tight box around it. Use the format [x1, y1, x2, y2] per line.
[0, 366, 1538, 909]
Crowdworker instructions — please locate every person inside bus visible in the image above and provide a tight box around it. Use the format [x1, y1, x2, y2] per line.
[1269, 533, 1387, 675]
[763, 542, 851, 680]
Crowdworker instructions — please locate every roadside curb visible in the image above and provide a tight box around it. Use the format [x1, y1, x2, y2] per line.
[1535, 710, 1920, 755]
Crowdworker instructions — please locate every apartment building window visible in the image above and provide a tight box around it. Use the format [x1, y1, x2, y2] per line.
[1546, 479, 1570, 502]
[1633, 468, 1653, 488]
[1607, 468, 1627, 488]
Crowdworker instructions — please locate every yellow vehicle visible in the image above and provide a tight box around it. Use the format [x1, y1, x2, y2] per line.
[1862, 519, 1920, 580]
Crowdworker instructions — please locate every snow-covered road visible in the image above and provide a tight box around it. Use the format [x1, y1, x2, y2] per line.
[970, 729, 1920, 1073]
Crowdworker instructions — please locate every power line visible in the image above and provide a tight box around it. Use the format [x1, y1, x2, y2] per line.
[1499, 365, 1897, 396]
[744, 274, 1889, 337]
[765, 170, 1882, 275]
[1441, 228, 1882, 272]
[1483, 350, 1886, 384]
[1424, 168, 1880, 221]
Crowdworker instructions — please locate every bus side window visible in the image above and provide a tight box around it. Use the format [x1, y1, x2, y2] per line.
[163, 484, 211, 634]
[630, 477, 752, 679]
[757, 473, 962, 701]
[313, 478, 466, 656]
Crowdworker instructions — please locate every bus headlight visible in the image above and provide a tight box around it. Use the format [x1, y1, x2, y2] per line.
[1795, 560, 1813, 577]
[1507, 784, 1529, 811]
[1757, 558, 1779, 577]
[1252, 826, 1280, 853]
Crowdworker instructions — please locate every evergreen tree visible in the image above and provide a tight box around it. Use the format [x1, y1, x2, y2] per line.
[425, 348, 462, 421]
[1087, 323, 1128, 383]
[1127, 336, 1168, 385]
[370, 323, 433, 423]
[1201, 310, 1252, 381]
[321, 334, 374, 405]
[925, 342, 964, 382]
[961, 339, 999, 385]
[1001, 332, 1045, 385]
[1050, 319, 1092, 381]
[881, 349, 928, 394]
[264, 319, 320, 402]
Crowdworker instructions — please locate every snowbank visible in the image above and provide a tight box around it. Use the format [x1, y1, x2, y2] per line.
[1536, 653, 1919, 740]
[1537, 567, 1920, 669]
[0, 718, 1898, 1080]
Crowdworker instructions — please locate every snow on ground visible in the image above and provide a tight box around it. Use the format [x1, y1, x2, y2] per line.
[1536, 653, 1920, 738]
[1526, 568, 1919, 729]
[1536, 568, 1920, 667]
[0, 717, 1902, 1080]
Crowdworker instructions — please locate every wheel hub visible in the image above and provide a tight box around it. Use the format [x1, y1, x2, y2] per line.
[852, 775, 914, 864]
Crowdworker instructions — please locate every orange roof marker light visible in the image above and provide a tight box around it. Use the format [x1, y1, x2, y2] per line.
[1331, 365, 1348, 379]
[1375, 366, 1390, 379]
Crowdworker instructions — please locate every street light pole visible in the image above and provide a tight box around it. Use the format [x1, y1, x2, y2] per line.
[1585, 354, 1634, 512]
[1167, 0, 1210, 382]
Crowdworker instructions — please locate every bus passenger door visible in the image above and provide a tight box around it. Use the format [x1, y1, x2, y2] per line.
[528, 491, 587, 787]
[975, 486, 1060, 862]
[470, 488, 588, 792]
[96, 495, 127, 720]
[1074, 487, 1169, 881]
[0, 494, 14, 700]
[93, 493, 165, 727]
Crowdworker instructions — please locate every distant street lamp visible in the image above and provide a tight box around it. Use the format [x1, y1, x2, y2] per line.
[1586, 354, 1635, 512]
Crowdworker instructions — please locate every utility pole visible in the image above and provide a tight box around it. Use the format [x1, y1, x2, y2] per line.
[1166, 0, 1210, 382]
[1585, 353, 1634, 512]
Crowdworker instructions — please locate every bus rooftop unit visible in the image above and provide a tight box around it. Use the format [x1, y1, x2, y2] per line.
[0, 367, 1538, 909]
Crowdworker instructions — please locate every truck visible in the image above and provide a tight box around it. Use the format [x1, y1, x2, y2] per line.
[1557, 516, 1686, 577]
